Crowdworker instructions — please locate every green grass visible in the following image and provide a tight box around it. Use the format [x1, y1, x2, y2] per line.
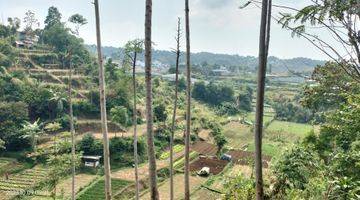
[77, 178, 131, 200]
[222, 120, 314, 157]
[247, 142, 280, 157]
[246, 112, 275, 125]
[266, 120, 314, 138]
[223, 122, 252, 149]
[159, 144, 184, 160]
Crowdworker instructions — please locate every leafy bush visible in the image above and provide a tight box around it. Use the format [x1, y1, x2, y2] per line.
[110, 105, 130, 127]
[30, 53, 58, 64]
[77, 134, 103, 156]
[215, 102, 239, 116]
[73, 100, 99, 118]
[224, 175, 255, 200]
[154, 103, 167, 122]
[0, 101, 30, 151]
[273, 100, 312, 123]
[0, 53, 12, 67]
[192, 81, 234, 105]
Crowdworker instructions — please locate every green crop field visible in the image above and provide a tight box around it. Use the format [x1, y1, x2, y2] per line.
[159, 144, 184, 160]
[223, 122, 252, 148]
[0, 166, 48, 199]
[77, 178, 131, 200]
[247, 141, 281, 157]
[266, 120, 314, 138]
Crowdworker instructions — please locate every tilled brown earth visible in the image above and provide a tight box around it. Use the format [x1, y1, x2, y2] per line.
[227, 149, 272, 168]
[189, 157, 229, 175]
[190, 141, 218, 156]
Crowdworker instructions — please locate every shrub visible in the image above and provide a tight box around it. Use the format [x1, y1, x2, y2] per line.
[154, 103, 167, 122]
[192, 81, 234, 105]
[215, 102, 239, 116]
[0, 101, 30, 151]
[110, 105, 130, 127]
[77, 134, 103, 156]
[73, 100, 99, 118]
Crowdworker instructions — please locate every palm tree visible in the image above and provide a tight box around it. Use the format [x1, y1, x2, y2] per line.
[94, 0, 112, 199]
[49, 89, 67, 118]
[21, 119, 43, 151]
[184, 0, 191, 199]
[169, 17, 181, 200]
[68, 13, 87, 200]
[145, 0, 159, 199]
[254, 0, 272, 199]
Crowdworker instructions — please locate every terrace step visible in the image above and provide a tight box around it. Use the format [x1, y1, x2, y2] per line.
[41, 63, 62, 69]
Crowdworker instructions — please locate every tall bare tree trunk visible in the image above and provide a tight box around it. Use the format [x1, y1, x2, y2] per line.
[169, 17, 181, 200]
[68, 57, 76, 200]
[254, 0, 271, 199]
[184, 0, 191, 199]
[145, 0, 159, 199]
[265, 0, 272, 63]
[94, 0, 112, 199]
[132, 51, 140, 200]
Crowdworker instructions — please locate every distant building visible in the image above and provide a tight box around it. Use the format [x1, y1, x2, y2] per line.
[211, 66, 231, 76]
[14, 31, 39, 49]
[162, 73, 206, 84]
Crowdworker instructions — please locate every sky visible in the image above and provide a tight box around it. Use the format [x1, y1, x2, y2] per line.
[0, 0, 332, 60]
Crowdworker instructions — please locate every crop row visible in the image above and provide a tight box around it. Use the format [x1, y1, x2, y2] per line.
[77, 179, 131, 200]
[159, 144, 185, 160]
[0, 167, 49, 195]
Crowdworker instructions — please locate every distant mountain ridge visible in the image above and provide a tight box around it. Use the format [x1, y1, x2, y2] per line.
[85, 44, 326, 73]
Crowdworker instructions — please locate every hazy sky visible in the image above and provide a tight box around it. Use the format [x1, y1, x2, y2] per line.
[0, 0, 331, 60]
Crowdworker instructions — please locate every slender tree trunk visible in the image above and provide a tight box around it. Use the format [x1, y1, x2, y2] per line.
[265, 0, 272, 65]
[94, 0, 112, 199]
[169, 17, 181, 200]
[184, 0, 191, 199]
[68, 58, 76, 200]
[132, 52, 140, 200]
[254, 0, 271, 199]
[145, 0, 159, 199]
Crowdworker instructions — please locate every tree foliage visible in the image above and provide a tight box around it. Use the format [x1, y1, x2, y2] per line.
[192, 81, 234, 105]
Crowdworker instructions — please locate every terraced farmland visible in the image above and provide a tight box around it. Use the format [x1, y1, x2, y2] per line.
[0, 158, 11, 169]
[191, 141, 218, 156]
[0, 166, 48, 199]
[141, 174, 207, 200]
[77, 179, 131, 200]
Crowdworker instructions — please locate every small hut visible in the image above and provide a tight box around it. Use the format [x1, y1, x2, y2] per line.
[82, 155, 101, 168]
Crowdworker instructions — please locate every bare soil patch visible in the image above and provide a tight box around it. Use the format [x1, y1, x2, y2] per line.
[227, 150, 271, 168]
[189, 157, 228, 175]
[198, 129, 213, 143]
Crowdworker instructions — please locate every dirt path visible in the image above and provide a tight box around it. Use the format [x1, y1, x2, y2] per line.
[141, 174, 207, 200]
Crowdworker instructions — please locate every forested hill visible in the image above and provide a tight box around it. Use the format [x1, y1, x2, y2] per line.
[85, 44, 326, 73]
